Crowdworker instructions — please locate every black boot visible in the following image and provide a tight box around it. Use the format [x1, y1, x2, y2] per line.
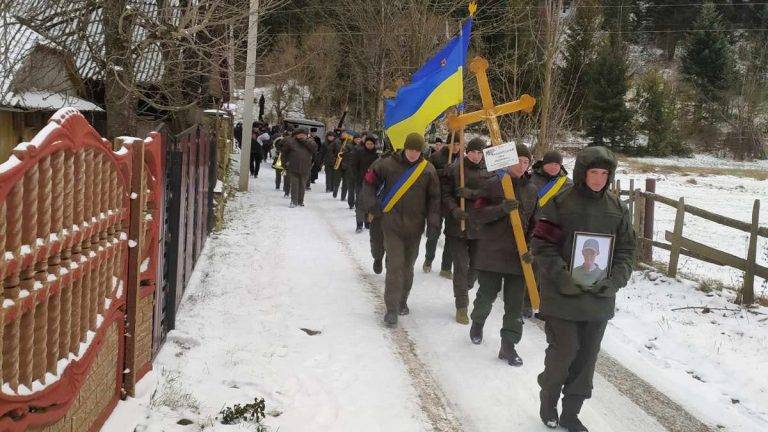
[560, 396, 588, 432]
[383, 311, 398, 327]
[498, 340, 523, 366]
[373, 258, 383, 274]
[356, 222, 363, 233]
[469, 321, 483, 344]
[539, 390, 559, 429]
[399, 302, 410, 315]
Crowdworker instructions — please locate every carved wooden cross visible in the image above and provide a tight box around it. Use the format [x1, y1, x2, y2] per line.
[446, 56, 540, 310]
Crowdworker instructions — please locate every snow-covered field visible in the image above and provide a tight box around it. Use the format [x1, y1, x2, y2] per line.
[102, 163, 768, 432]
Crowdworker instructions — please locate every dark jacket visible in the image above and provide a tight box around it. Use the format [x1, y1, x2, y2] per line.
[358, 153, 393, 219]
[441, 157, 495, 239]
[428, 146, 459, 176]
[472, 173, 538, 275]
[281, 136, 318, 175]
[367, 151, 441, 238]
[323, 139, 341, 166]
[530, 161, 573, 199]
[339, 140, 358, 170]
[531, 146, 636, 322]
[352, 146, 379, 184]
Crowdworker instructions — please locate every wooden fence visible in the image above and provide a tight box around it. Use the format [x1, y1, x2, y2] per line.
[155, 123, 217, 351]
[611, 178, 767, 304]
[0, 108, 163, 431]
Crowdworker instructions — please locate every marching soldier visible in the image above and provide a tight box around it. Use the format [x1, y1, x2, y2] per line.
[332, 132, 352, 199]
[423, 135, 459, 276]
[353, 136, 380, 232]
[531, 150, 573, 207]
[358, 151, 394, 274]
[363, 133, 440, 327]
[442, 137, 495, 324]
[524, 149, 573, 317]
[281, 128, 317, 208]
[344, 134, 363, 208]
[323, 131, 340, 193]
[468, 144, 538, 367]
[531, 146, 636, 432]
[272, 131, 289, 190]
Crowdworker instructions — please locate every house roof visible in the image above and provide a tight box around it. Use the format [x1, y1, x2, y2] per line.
[6, 91, 103, 112]
[0, 12, 51, 105]
[1, 0, 169, 107]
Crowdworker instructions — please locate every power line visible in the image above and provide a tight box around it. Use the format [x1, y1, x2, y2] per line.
[261, 2, 768, 14]
[263, 28, 768, 36]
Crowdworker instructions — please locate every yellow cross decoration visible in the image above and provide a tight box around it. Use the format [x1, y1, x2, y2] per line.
[446, 56, 540, 310]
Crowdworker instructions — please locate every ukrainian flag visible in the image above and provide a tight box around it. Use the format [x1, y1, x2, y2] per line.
[384, 19, 472, 149]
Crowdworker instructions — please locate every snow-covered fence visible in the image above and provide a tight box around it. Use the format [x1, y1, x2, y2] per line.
[0, 109, 164, 431]
[614, 179, 767, 305]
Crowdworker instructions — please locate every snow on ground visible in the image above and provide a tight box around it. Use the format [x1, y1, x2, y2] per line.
[104, 160, 768, 432]
[105, 168, 668, 432]
[605, 270, 768, 431]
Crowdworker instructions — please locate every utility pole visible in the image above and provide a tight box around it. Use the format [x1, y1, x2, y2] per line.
[239, 0, 260, 191]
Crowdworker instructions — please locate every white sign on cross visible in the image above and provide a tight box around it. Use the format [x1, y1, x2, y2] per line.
[482, 142, 519, 171]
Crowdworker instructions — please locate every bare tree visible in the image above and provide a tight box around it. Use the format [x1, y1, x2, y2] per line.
[11, 0, 287, 135]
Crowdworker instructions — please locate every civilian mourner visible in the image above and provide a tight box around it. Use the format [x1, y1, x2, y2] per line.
[531, 146, 636, 432]
[364, 133, 441, 327]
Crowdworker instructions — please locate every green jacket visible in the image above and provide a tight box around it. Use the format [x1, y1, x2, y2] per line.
[368, 151, 441, 238]
[472, 173, 538, 274]
[531, 146, 636, 322]
[440, 157, 495, 239]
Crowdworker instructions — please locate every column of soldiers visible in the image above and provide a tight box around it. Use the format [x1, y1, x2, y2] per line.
[267, 124, 634, 432]
[353, 132, 635, 432]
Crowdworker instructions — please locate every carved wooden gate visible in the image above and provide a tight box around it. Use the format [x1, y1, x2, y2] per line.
[0, 108, 163, 432]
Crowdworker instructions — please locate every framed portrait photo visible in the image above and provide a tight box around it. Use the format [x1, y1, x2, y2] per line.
[570, 232, 615, 286]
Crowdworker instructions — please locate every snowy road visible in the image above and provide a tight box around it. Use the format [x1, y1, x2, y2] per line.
[105, 170, 701, 431]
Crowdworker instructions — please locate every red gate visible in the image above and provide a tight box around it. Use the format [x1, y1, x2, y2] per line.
[0, 108, 163, 432]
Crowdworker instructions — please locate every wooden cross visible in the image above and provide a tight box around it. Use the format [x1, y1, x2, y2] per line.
[445, 56, 540, 310]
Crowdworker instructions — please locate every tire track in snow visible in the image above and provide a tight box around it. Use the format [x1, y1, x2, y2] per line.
[314, 207, 465, 432]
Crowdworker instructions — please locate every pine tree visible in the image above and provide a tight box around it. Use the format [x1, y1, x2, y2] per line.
[637, 70, 688, 156]
[681, 3, 735, 108]
[560, 0, 601, 127]
[601, 0, 637, 48]
[640, 0, 700, 60]
[583, 44, 635, 149]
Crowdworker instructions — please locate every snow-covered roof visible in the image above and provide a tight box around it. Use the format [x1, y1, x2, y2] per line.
[5, 91, 103, 111]
[1, 0, 170, 104]
[0, 12, 50, 105]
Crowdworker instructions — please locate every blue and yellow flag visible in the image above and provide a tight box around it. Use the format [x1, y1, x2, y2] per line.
[384, 19, 472, 149]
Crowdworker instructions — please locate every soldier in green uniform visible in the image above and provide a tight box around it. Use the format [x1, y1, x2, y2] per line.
[468, 144, 538, 367]
[442, 137, 495, 324]
[364, 133, 441, 327]
[531, 146, 636, 432]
